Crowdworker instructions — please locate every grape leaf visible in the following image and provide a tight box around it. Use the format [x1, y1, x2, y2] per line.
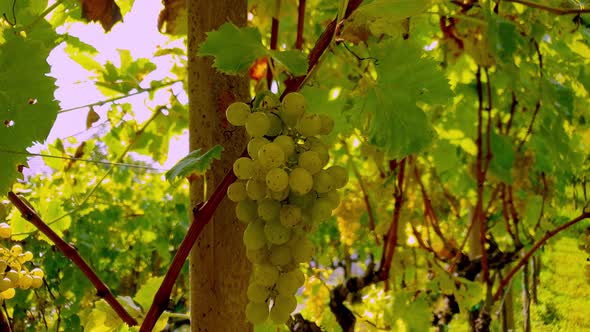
[198, 22, 308, 75]
[134, 276, 164, 310]
[343, 0, 431, 39]
[364, 38, 452, 158]
[488, 130, 515, 184]
[0, 29, 59, 196]
[269, 49, 308, 76]
[165, 145, 224, 183]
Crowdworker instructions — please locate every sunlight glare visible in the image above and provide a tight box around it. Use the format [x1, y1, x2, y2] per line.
[329, 87, 341, 100]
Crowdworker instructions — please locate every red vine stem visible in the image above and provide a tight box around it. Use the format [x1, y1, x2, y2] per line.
[378, 158, 406, 284]
[493, 210, 590, 301]
[282, 0, 363, 96]
[296, 0, 305, 49]
[413, 162, 449, 248]
[139, 171, 237, 331]
[0, 303, 11, 332]
[266, 1, 280, 89]
[7, 191, 138, 327]
[141, 1, 366, 329]
[475, 66, 490, 286]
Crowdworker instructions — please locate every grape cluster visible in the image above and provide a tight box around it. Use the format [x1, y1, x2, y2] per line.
[0, 222, 44, 300]
[225, 92, 348, 325]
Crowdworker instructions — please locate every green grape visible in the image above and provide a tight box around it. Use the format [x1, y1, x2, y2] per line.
[266, 112, 283, 136]
[248, 137, 270, 159]
[243, 220, 267, 250]
[311, 198, 333, 223]
[257, 199, 281, 222]
[319, 190, 341, 209]
[0, 223, 11, 239]
[326, 165, 348, 189]
[264, 219, 292, 245]
[266, 168, 289, 192]
[270, 187, 290, 201]
[251, 160, 269, 181]
[319, 114, 334, 135]
[281, 92, 306, 119]
[270, 295, 297, 324]
[258, 93, 281, 110]
[18, 274, 32, 289]
[270, 245, 292, 266]
[225, 102, 250, 126]
[291, 237, 314, 263]
[236, 199, 258, 223]
[274, 135, 295, 157]
[258, 143, 286, 168]
[246, 301, 270, 324]
[280, 205, 302, 228]
[276, 269, 305, 295]
[246, 112, 271, 137]
[289, 168, 313, 195]
[296, 113, 322, 137]
[247, 248, 269, 264]
[0, 278, 10, 292]
[30, 276, 43, 289]
[10, 245, 22, 256]
[298, 151, 323, 175]
[30, 268, 44, 278]
[227, 181, 248, 202]
[18, 251, 33, 263]
[248, 283, 271, 303]
[254, 264, 280, 286]
[5, 270, 19, 286]
[309, 140, 329, 166]
[312, 170, 334, 193]
[246, 180, 268, 201]
[233, 157, 255, 180]
[288, 191, 315, 209]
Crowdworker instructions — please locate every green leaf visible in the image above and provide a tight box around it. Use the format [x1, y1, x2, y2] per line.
[363, 38, 451, 158]
[198, 22, 308, 76]
[0, 29, 59, 195]
[134, 276, 164, 310]
[488, 130, 515, 184]
[198, 22, 267, 74]
[269, 49, 308, 76]
[165, 145, 224, 183]
[345, 0, 431, 37]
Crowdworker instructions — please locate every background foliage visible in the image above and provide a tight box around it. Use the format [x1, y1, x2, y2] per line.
[1, 0, 590, 331]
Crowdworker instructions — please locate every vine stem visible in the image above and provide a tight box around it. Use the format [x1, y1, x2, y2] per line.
[282, 0, 363, 96]
[18, 0, 65, 33]
[7, 192, 137, 326]
[57, 80, 182, 114]
[0, 302, 11, 332]
[139, 168, 238, 331]
[493, 210, 590, 301]
[296, 0, 306, 49]
[502, 0, 590, 15]
[378, 157, 406, 285]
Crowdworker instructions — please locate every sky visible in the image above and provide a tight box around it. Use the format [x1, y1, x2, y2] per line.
[26, 0, 187, 175]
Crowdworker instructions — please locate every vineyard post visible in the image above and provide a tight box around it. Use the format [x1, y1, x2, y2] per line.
[187, 0, 251, 330]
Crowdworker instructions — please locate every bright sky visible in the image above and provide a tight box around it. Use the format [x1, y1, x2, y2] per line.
[27, 1, 188, 175]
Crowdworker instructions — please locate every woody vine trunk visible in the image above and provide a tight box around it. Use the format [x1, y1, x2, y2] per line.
[187, 1, 251, 330]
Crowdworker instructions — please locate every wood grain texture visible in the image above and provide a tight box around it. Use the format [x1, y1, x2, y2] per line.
[187, 1, 251, 331]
